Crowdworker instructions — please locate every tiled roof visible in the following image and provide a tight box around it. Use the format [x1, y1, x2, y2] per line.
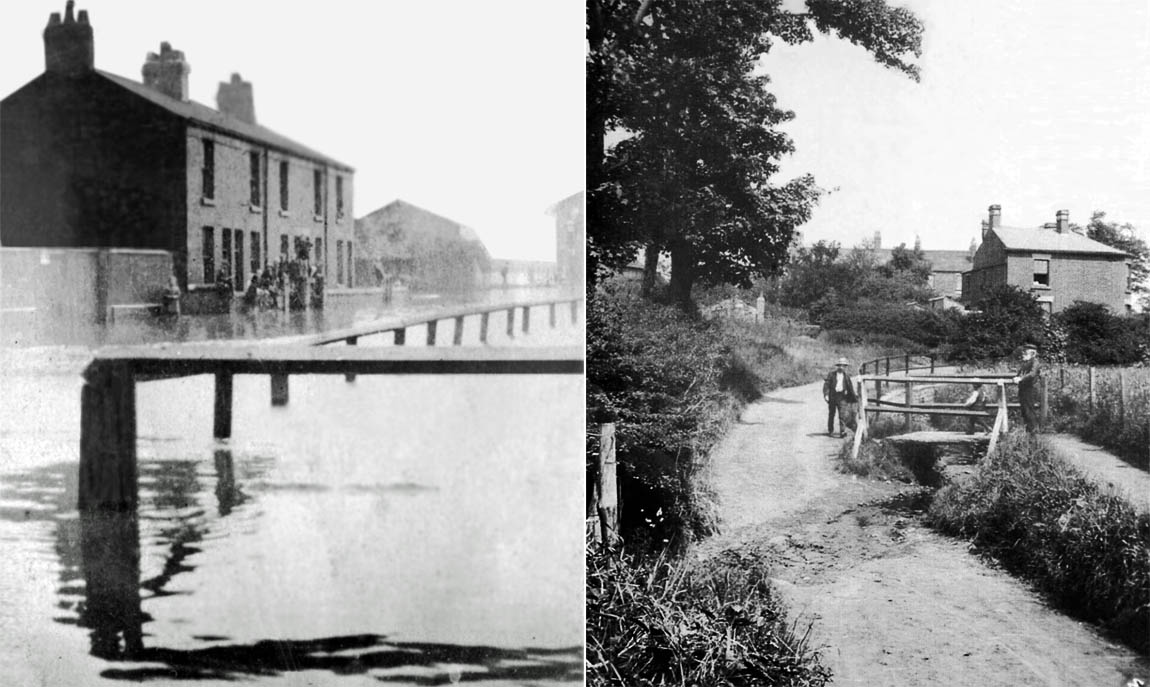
[992, 226, 1128, 256]
[922, 250, 973, 273]
[97, 71, 353, 171]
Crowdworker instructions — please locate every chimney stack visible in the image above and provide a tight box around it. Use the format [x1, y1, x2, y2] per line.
[914, 234, 921, 252]
[873, 231, 882, 249]
[988, 204, 1002, 231]
[1056, 209, 1069, 234]
[142, 42, 190, 101]
[217, 73, 256, 124]
[980, 219, 989, 240]
[43, 1, 94, 76]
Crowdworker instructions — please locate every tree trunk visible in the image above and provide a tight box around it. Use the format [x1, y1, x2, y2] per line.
[669, 239, 694, 312]
[586, 0, 606, 296]
[640, 245, 659, 298]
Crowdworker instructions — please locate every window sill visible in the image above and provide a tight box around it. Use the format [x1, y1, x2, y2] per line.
[314, 214, 324, 223]
[250, 204, 263, 214]
[1030, 284, 1051, 291]
[200, 197, 216, 207]
[279, 210, 291, 218]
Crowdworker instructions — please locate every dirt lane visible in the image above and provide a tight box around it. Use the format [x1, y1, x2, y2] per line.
[700, 380, 1149, 687]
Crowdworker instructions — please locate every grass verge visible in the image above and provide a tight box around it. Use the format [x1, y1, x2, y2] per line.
[587, 546, 831, 686]
[927, 431, 1150, 654]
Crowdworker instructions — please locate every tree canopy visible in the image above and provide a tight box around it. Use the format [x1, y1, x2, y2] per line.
[587, 0, 924, 309]
[1080, 211, 1149, 309]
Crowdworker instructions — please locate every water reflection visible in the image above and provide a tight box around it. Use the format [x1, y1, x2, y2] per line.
[79, 510, 144, 659]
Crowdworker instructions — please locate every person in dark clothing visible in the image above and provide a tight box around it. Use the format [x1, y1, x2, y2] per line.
[1012, 344, 1042, 432]
[823, 357, 858, 437]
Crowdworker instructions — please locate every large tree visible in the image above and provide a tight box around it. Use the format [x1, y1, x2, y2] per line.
[1081, 211, 1149, 309]
[588, 0, 924, 310]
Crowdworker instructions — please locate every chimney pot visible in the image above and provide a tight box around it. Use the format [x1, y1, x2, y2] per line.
[44, 3, 93, 75]
[1056, 209, 1069, 234]
[217, 73, 256, 124]
[142, 41, 190, 101]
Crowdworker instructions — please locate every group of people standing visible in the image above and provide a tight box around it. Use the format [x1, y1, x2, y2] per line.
[821, 345, 1044, 437]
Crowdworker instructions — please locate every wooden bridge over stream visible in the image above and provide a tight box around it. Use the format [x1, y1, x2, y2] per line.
[79, 297, 583, 512]
[851, 353, 1026, 463]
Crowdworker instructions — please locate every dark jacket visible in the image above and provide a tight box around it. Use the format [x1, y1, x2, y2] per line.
[823, 368, 857, 402]
[1016, 358, 1041, 394]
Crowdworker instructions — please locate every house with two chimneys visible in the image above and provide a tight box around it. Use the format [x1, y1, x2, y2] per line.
[962, 204, 1132, 314]
[0, 2, 356, 314]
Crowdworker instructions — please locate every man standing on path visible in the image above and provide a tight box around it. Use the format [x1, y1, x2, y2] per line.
[1012, 344, 1042, 432]
[823, 357, 857, 437]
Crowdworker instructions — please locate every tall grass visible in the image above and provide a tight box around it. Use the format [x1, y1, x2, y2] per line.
[587, 547, 831, 686]
[928, 432, 1150, 653]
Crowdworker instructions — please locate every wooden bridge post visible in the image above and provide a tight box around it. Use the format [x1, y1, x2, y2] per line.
[851, 379, 868, 461]
[522, 306, 531, 334]
[426, 320, 438, 346]
[1040, 377, 1048, 425]
[394, 328, 406, 346]
[79, 362, 138, 512]
[213, 372, 233, 438]
[904, 380, 912, 430]
[270, 374, 289, 406]
[549, 302, 557, 328]
[346, 336, 358, 382]
[453, 316, 465, 346]
[506, 308, 515, 338]
[597, 423, 619, 546]
[479, 313, 489, 343]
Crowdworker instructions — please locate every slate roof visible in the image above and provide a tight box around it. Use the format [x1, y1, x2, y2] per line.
[992, 226, 1128, 256]
[97, 70, 353, 171]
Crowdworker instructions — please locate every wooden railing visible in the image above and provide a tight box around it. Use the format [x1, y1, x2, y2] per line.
[859, 353, 937, 376]
[850, 373, 1018, 462]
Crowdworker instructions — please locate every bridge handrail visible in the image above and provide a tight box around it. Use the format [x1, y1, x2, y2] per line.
[308, 296, 582, 346]
[859, 352, 936, 376]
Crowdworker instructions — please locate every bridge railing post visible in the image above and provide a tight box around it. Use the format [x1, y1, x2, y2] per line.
[597, 422, 619, 547]
[453, 316, 464, 346]
[506, 308, 515, 339]
[346, 336, 358, 382]
[214, 372, 233, 438]
[479, 313, 489, 344]
[426, 320, 438, 346]
[79, 362, 138, 512]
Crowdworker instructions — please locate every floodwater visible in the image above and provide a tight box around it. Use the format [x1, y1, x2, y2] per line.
[0, 299, 584, 686]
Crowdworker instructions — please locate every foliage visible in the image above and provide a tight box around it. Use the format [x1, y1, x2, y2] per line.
[774, 241, 934, 316]
[820, 303, 960, 348]
[587, 546, 831, 686]
[1056, 302, 1148, 365]
[928, 432, 1150, 653]
[947, 284, 1046, 362]
[587, 0, 924, 307]
[1081, 211, 1148, 299]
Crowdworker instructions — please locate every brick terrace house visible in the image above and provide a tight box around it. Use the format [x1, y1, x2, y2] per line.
[0, 3, 355, 311]
[962, 205, 1131, 313]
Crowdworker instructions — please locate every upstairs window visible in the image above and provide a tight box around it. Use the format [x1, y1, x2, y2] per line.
[221, 229, 232, 281]
[249, 151, 261, 207]
[347, 241, 353, 287]
[279, 160, 289, 211]
[201, 139, 215, 199]
[336, 175, 344, 218]
[250, 231, 261, 274]
[1033, 258, 1050, 287]
[314, 169, 323, 216]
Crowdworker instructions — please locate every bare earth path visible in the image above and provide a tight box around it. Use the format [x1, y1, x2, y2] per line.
[699, 380, 1149, 687]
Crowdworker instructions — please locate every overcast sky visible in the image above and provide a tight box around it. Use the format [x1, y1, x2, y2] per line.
[0, 1, 583, 261]
[768, 0, 1150, 252]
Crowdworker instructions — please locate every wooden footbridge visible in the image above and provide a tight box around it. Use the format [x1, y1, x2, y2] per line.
[850, 353, 1023, 462]
[79, 297, 583, 512]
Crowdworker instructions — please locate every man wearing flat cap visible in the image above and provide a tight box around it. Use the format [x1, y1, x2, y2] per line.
[823, 357, 857, 438]
[1012, 344, 1042, 432]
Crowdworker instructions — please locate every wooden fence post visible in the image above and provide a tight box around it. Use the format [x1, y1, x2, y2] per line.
[479, 313, 489, 344]
[426, 320, 438, 346]
[213, 372, 233, 438]
[453, 316, 465, 346]
[598, 423, 619, 546]
[1088, 366, 1096, 411]
[904, 380, 912, 430]
[79, 362, 138, 511]
[270, 374, 289, 406]
[506, 308, 515, 338]
[1119, 370, 1128, 431]
[1040, 377, 1048, 425]
[1059, 365, 1064, 392]
[346, 336, 358, 382]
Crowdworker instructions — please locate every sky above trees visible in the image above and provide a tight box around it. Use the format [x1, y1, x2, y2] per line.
[0, 2, 583, 261]
[767, 0, 1150, 251]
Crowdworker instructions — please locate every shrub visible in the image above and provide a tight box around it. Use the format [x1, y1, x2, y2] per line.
[948, 285, 1047, 362]
[1056, 304, 1148, 365]
[820, 304, 959, 349]
[928, 432, 1150, 653]
[587, 547, 831, 686]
